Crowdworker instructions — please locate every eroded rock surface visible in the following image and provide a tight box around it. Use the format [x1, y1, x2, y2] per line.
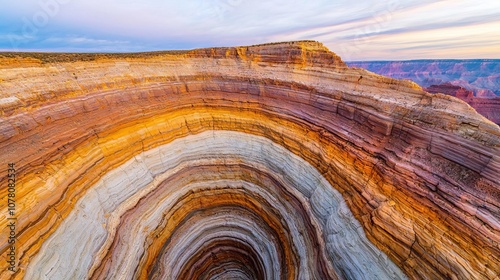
[426, 83, 500, 125]
[0, 41, 499, 279]
[347, 59, 500, 97]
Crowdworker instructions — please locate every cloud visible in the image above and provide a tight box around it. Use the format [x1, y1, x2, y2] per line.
[42, 36, 128, 45]
[0, 0, 498, 59]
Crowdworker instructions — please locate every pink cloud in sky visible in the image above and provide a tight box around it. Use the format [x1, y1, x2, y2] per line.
[0, 0, 499, 60]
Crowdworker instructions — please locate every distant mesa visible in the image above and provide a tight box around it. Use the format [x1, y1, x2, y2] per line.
[426, 83, 475, 99]
[0, 41, 499, 279]
[425, 83, 500, 125]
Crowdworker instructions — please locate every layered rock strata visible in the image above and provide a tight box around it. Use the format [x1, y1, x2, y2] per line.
[0, 41, 499, 279]
[347, 60, 500, 96]
[347, 60, 500, 125]
[425, 83, 500, 125]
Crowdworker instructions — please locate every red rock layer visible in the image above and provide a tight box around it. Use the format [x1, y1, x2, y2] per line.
[0, 41, 499, 279]
[426, 83, 500, 125]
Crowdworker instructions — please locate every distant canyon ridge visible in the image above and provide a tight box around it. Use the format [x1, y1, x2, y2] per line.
[347, 60, 500, 125]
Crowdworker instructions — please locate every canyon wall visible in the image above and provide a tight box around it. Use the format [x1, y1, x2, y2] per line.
[425, 83, 500, 125]
[347, 60, 500, 126]
[347, 60, 500, 97]
[0, 41, 499, 279]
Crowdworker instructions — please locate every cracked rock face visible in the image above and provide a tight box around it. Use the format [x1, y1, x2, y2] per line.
[1, 41, 499, 279]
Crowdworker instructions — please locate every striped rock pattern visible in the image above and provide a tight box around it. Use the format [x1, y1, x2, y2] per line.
[0, 41, 499, 279]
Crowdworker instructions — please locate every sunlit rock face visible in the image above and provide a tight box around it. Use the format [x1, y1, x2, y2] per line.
[0, 41, 499, 280]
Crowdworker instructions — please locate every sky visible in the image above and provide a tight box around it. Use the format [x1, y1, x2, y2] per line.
[0, 0, 499, 60]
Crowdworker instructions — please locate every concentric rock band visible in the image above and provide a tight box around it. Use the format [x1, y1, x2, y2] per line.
[0, 41, 499, 279]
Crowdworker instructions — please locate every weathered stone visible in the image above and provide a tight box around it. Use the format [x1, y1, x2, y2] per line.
[0, 41, 498, 280]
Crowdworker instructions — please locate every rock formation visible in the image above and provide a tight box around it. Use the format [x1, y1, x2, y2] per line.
[347, 60, 500, 128]
[425, 83, 500, 125]
[0, 41, 499, 279]
[347, 60, 500, 97]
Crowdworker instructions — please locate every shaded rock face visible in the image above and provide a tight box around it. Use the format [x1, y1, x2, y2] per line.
[347, 60, 500, 97]
[0, 41, 499, 279]
[426, 83, 500, 125]
[426, 83, 475, 100]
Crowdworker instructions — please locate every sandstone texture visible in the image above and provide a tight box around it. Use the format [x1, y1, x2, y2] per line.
[0, 41, 499, 279]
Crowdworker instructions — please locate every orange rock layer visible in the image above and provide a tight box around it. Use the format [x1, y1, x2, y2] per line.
[0, 41, 499, 279]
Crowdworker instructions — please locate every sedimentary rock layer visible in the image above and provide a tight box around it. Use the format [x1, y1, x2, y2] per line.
[347, 59, 500, 96]
[426, 83, 500, 125]
[0, 41, 499, 279]
[347, 60, 500, 125]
